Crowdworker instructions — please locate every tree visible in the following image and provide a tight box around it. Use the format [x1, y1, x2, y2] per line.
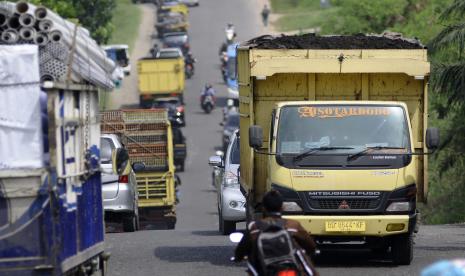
[72, 0, 116, 44]
[429, 0, 465, 164]
[424, 0, 465, 223]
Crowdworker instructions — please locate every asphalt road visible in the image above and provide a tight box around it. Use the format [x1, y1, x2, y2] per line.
[105, 1, 465, 275]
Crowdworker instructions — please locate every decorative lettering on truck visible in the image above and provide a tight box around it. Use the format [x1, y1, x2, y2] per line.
[298, 106, 391, 118]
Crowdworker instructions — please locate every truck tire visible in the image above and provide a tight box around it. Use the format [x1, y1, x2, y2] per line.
[122, 214, 137, 232]
[166, 219, 176, 230]
[391, 234, 413, 265]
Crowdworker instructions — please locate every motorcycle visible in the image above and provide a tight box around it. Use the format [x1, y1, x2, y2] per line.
[185, 63, 194, 79]
[229, 232, 318, 276]
[201, 95, 215, 114]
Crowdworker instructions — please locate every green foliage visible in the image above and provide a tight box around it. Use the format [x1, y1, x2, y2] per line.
[275, 7, 340, 32]
[270, 0, 321, 13]
[322, 0, 409, 34]
[72, 0, 116, 44]
[392, 0, 449, 43]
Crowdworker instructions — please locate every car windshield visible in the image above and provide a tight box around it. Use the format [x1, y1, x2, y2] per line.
[100, 138, 114, 164]
[163, 35, 187, 44]
[230, 137, 240, 164]
[226, 114, 239, 127]
[277, 105, 410, 155]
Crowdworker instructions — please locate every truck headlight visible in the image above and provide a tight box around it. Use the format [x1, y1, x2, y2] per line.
[282, 201, 303, 213]
[386, 202, 411, 212]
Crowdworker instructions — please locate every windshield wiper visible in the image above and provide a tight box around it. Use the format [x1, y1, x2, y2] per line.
[293, 146, 355, 161]
[347, 146, 406, 161]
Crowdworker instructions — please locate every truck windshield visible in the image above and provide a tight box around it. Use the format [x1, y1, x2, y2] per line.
[276, 105, 410, 157]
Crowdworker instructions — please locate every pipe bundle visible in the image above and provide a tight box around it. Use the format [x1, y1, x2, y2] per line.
[0, 1, 115, 90]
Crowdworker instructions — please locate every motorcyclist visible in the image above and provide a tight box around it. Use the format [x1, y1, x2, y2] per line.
[225, 23, 235, 34]
[201, 83, 216, 105]
[150, 43, 159, 58]
[185, 52, 196, 66]
[261, 5, 271, 27]
[234, 190, 319, 276]
[225, 23, 236, 43]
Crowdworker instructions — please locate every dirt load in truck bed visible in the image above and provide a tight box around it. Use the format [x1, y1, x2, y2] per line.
[244, 33, 424, 49]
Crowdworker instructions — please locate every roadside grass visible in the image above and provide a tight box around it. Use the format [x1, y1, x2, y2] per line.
[270, 0, 338, 33]
[108, 0, 141, 52]
[274, 8, 340, 32]
[270, 0, 321, 13]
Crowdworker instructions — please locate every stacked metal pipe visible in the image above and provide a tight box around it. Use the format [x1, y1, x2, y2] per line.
[0, 1, 115, 90]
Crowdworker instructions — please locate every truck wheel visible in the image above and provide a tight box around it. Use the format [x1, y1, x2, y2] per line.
[391, 234, 413, 265]
[166, 219, 176, 229]
[122, 214, 137, 232]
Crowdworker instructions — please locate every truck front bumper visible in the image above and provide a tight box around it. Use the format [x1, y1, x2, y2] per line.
[283, 213, 416, 237]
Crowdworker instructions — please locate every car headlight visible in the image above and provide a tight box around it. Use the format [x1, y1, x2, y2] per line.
[386, 202, 411, 212]
[282, 201, 303, 213]
[224, 172, 239, 188]
[229, 200, 245, 209]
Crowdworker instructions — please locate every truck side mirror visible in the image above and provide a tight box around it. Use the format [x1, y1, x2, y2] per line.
[426, 127, 440, 150]
[112, 148, 129, 175]
[249, 125, 263, 149]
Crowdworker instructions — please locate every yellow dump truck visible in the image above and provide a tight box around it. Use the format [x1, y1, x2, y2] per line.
[238, 34, 440, 265]
[101, 109, 178, 229]
[159, 4, 189, 16]
[138, 57, 185, 108]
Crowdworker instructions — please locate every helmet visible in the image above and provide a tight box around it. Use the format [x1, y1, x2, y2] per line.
[205, 83, 212, 89]
[227, 23, 234, 28]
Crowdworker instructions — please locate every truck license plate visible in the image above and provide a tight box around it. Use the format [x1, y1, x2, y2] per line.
[325, 221, 366, 232]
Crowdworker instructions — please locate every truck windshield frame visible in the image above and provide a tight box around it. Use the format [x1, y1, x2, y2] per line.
[274, 104, 412, 169]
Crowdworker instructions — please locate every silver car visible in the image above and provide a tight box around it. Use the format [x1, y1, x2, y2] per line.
[209, 130, 245, 235]
[100, 134, 140, 232]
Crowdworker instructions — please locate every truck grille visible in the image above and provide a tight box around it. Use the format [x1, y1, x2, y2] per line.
[308, 198, 381, 210]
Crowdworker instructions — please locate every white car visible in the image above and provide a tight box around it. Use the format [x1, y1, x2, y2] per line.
[100, 134, 141, 232]
[103, 44, 131, 76]
[209, 130, 245, 235]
